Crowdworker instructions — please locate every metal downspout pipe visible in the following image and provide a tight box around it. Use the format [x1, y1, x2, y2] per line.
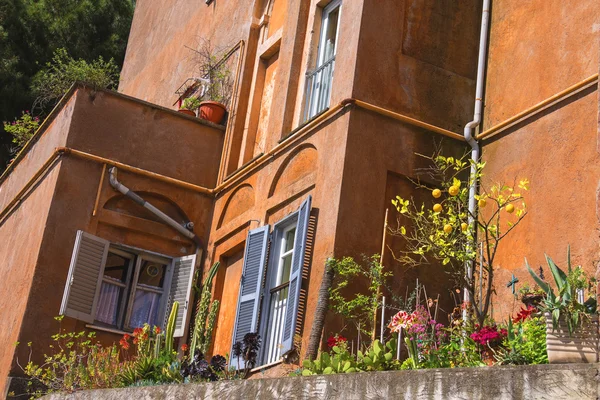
[463, 0, 491, 313]
[108, 167, 202, 247]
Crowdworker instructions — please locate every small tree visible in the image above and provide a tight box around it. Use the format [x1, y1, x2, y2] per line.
[390, 151, 529, 325]
[329, 255, 392, 338]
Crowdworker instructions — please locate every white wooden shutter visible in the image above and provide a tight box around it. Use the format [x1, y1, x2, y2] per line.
[281, 195, 312, 354]
[60, 230, 109, 323]
[230, 225, 269, 368]
[165, 254, 197, 338]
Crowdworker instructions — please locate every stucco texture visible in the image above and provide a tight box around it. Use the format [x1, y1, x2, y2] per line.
[480, 0, 600, 317]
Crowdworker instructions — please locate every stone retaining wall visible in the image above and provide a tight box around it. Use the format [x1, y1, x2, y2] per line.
[40, 364, 600, 400]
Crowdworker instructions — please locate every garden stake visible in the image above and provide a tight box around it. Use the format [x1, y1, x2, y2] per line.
[396, 328, 402, 360]
[433, 294, 440, 323]
[380, 296, 386, 343]
[372, 208, 389, 341]
[357, 323, 360, 353]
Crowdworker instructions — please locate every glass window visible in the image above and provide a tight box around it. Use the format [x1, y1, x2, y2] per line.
[95, 249, 170, 331]
[304, 0, 342, 121]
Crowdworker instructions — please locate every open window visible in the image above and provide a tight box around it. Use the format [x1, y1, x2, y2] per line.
[303, 0, 342, 121]
[230, 196, 312, 368]
[60, 231, 195, 337]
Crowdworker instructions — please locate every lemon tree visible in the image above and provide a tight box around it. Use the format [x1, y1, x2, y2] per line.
[391, 151, 529, 324]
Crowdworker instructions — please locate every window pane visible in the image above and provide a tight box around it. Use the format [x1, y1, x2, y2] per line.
[284, 228, 296, 252]
[323, 7, 339, 61]
[137, 260, 167, 288]
[130, 290, 162, 328]
[104, 252, 131, 282]
[279, 253, 293, 284]
[96, 282, 122, 326]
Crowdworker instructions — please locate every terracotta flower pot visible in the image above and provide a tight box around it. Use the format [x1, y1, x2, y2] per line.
[198, 101, 226, 124]
[178, 109, 196, 117]
[545, 312, 599, 363]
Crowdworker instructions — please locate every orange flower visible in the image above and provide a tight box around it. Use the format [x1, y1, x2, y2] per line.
[154, 326, 161, 335]
[181, 344, 189, 352]
[119, 338, 130, 350]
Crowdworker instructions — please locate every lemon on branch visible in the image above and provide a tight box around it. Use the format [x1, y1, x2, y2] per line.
[433, 204, 442, 213]
[432, 189, 442, 198]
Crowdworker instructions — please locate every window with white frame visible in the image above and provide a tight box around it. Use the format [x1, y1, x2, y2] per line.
[303, 0, 342, 121]
[230, 196, 312, 368]
[95, 248, 170, 330]
[60, 231, 196, 337]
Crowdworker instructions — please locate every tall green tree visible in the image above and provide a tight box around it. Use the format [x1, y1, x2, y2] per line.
[0, 0, 134, 167]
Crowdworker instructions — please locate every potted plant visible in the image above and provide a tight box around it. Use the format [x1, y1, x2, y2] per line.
[527, 247, 598, 363]
[179, 97, 201, 117]
[518, 282, 546, 309]
[194, 41, 233, 124]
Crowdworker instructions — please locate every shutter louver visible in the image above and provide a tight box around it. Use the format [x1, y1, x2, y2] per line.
[281, 195, 312, 354]
[230, 225, 269, 368]
[60, 231, 109, 323]
[165, 255, 196, 338]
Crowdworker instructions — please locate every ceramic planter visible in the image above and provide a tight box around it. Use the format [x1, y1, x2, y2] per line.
[178, 109, 196, 117]
[545, 312, 598, 363]
[198, 101, 226, 124]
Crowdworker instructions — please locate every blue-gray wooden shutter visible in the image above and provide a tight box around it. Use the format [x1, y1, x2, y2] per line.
[60, 231, 109, 323]
[164, 254, 197, 337]
[281, 195, 312, 354]
[230, 225, 269, 368]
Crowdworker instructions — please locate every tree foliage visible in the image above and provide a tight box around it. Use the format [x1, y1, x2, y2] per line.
[0, 0, 134, 167]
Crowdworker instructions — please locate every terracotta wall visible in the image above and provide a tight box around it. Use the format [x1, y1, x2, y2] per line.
[481, 1, 600, 317]
[206, 109, 352, 362]
[331, 108, 468, 336]
[1, 87, 225, 394]
[119, 0, 255, 108]
[352, 0, 481, 132]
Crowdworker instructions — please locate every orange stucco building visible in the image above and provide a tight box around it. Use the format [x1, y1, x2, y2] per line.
[1, 0, 599, 396]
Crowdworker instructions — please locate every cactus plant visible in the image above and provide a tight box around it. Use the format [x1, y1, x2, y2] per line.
[190, 262, 221, 355]
[165, 301, 179, 354]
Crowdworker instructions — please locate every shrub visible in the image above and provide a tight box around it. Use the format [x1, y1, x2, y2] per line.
[31, 48, 119, 111]
[3, 111, 40, 148]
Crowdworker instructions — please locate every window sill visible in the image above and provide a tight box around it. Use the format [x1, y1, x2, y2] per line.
[86, 324, 129, 336]
[250, 359, 283, 373]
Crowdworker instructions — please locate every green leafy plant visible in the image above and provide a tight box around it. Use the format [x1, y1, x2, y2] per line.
[356, 339, 398, 371]
[328, 255, 392, 336]
[3, 111, 40, 149]
[181, 97, 201, 112]
[391, 150, 529, 324]
[495, 316, 547, 365]
[302, 343, 358, 376]
[526, 247, 597, 334]
[31, 47, 119, 111]
[18, 316, 126, 398]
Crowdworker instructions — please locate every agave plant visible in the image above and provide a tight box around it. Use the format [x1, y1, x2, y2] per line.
[526, 246, 597, 334]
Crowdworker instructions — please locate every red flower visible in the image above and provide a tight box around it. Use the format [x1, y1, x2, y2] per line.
[327, 335, 348, 349]
[133, 338, 139, 345]
[133, 328, 143, 337]
[513, 306, 536, 323]
[122, 333, 131, 341]
[181, 344, 189, 352]
[154, 326, 161, 335]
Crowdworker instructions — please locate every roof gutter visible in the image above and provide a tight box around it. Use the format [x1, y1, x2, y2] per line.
[108, 167, 202, 247]
[463, 0, 491, 309]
